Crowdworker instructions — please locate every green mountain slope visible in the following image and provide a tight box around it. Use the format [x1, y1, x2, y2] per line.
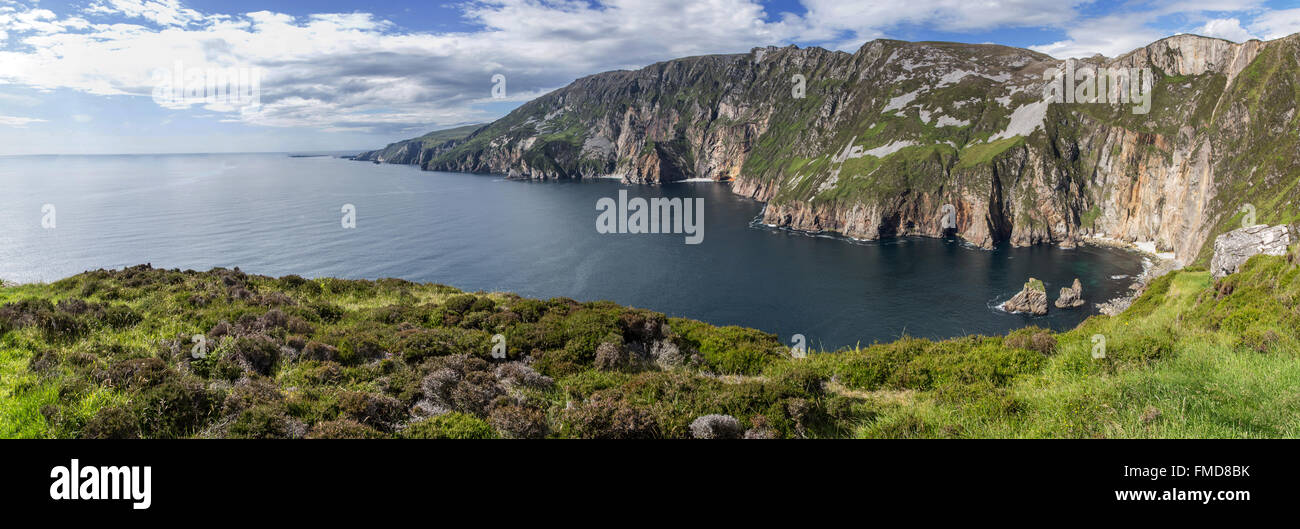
[360, 34, 1300, 265]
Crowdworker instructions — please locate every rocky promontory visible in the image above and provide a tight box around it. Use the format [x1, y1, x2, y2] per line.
[1054, 278, 1085, 309]
[1003, 278, 1048, 315]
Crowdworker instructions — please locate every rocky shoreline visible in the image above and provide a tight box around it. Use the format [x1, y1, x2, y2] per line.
[1083, 237, 1182, 316]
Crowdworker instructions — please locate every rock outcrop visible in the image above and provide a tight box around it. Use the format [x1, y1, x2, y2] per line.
[359, 33, 1300, 263]
[1054, 278, 1086, 309]
[1210, 225, 1292, 278]
[1003, 278, 1048, 315]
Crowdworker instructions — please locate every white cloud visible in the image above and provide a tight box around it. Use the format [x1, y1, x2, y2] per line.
[1196, 18, 1259, 42]
[1030, 15, 1168, 58]
[0, 0, 1297, 138]
[1248, 8, 1300, 40]
[84, 0, 204, 27]
[0, 114, 45, 126]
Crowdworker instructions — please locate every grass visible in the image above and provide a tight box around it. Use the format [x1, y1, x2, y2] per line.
[3, 249, 1299, 438]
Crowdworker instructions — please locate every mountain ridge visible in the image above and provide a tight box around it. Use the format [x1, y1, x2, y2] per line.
[357, 33, 1300, 265]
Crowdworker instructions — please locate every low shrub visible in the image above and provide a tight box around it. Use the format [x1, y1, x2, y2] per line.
[671, 319, 782, 375]
[228, 405, 299, 439]
[82, 406, 142, 439]
[488, 405, 549, 439]
[133, 377, 215, 438]
[338, 391, 405, 431]
[402, 412, 497, 439]
[563, 392, 658, 439]
[307, 419, 384, 439]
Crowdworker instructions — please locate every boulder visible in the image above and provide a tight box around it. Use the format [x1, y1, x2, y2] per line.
[1003, 278, 1048, 315]
[1054, 278, 1086, 309]
[1210, 225, 1291, 279]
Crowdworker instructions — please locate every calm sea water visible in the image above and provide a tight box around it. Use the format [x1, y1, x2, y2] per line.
[0, 153, 1143, 349]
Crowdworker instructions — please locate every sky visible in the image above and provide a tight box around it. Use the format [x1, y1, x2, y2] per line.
[0, 0, 1298, 155]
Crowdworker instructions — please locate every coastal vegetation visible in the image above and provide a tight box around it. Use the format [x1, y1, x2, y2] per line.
[3, 247, 1298, 438]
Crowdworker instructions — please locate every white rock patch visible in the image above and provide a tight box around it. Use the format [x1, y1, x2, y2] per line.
[882, 90, 920, 113]
[935, 115, 970, 127]
[990, 100, 1048, 141]
[863, 140, 916, 158]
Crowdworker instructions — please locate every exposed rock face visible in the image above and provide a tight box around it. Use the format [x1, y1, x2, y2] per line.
[359, 33, 1300, 262]
[1055, 278, 1086, 309]
[1210, 225, 1292, 278]
[1003, 278, 1048, 315]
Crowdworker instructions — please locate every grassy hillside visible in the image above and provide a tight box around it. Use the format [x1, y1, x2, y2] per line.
[411, 124, 484, 149]
[3, 251, 1298, 438]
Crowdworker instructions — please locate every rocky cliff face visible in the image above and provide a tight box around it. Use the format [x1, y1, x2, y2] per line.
[358, 34, 1300, 264]
[1210, 224, 1293, 278]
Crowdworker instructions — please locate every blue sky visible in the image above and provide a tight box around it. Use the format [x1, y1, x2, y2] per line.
[1, 0, 1298, 155]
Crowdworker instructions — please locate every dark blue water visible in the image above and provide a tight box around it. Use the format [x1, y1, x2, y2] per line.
[0, 153, 1143, 349]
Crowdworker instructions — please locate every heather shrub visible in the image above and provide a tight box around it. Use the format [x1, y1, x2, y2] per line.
[494, 362, 554, 391]
[504, 321, 565, 356]
[488, 405, 549, 439]
[27, 349, 60, 373]
[671, 319, 782, 375]
[37, 310, 89, 341]
[338, 391, 405, 431]
[507, 298, 547, 322]
[594, 342, 635, 371]
[563, 392, 658, 439]
[83, 406, 142, 439]
[228, 405, 300, 439]
[134, 377, 215, 438]
[307, 419, 384, 439]
[617, 309, 668, 343]
[1003, 327, 1057, 355]
[442, 294, 478, 314]
[689, 414, 741, 439]
[329, 325, 390, 364]
[300, 341, 339, 362]
[483, 310, 521, 332]
[222, 377, 283, 416]
[225, 334, 281, 376]
[447, 371, 504, 415]
[469, 297, 496, 312]
[402, 412, 497, 439]
[306, 301, 345, 323]
[100, 357, 170, 389]
[397, 327, 490, 364]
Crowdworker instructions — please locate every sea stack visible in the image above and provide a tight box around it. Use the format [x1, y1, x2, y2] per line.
[1004, 278, 1048, 315]
[1054, 278, 1086, 309]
